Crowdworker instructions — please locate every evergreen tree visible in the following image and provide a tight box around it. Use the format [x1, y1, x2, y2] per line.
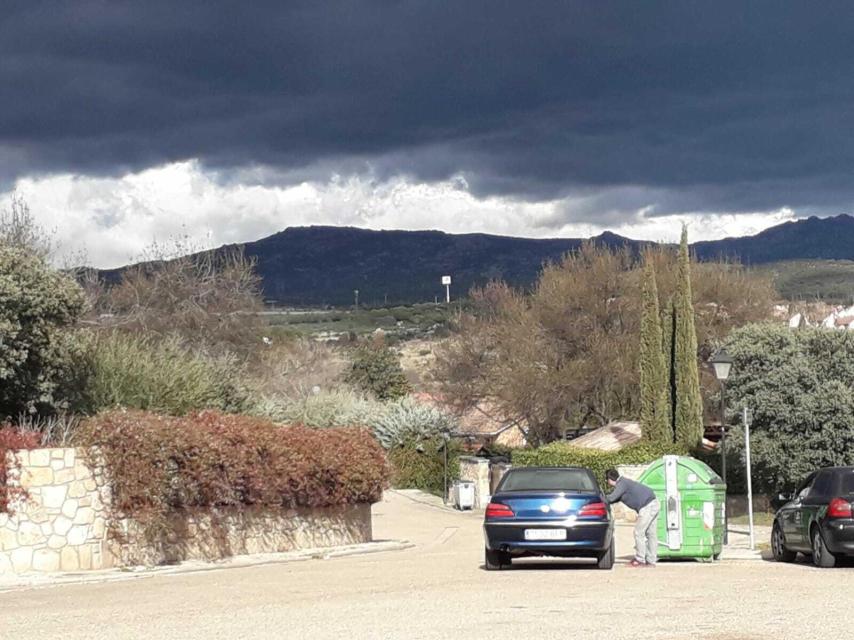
[639, 257, 670, 443]
[664, 297, 676, 441]
[672, 226, 704, 446]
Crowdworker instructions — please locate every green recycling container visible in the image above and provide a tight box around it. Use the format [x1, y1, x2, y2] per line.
[638, 455, 726, 560]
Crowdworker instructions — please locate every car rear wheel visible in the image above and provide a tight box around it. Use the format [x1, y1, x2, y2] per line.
[597, 538, 615, 570]
[772, 522, 796, 563]
[812, 527, 837, 568]
[485, 547, 511, 571]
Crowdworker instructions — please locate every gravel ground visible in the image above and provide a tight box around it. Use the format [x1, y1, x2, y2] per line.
[1, 491, 851, 640]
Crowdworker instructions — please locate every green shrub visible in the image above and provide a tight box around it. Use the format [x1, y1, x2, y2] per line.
[389, 307, 416, 323]
[84, 332, 254, 415]
[76, 410, 390, 537]
[388, 436, 462, 496]
[254, 389, 386, 428]
[0, 245, 85, 417]
[372, 398, 456, 449]
[345, 345, 412, 400]
[724, 323, 854, 492]
[255, 393, 457, 453]
[512, 441, 688, 489]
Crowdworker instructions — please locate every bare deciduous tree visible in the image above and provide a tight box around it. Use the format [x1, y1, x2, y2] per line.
[434, 242, 776, 446]
[0, 194, 55, 259]
[90, 237, 265, 353]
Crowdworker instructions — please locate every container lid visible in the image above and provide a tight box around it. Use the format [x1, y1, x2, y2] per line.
[638, 456, 725, 490]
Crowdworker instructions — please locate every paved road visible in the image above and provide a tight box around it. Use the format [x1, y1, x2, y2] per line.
[2, 491, 852, 640]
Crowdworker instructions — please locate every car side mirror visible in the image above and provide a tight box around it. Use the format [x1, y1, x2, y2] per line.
[770, 493, 790, 511]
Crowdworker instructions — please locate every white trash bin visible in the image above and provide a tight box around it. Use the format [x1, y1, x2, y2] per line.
[453, 481, 475, 510]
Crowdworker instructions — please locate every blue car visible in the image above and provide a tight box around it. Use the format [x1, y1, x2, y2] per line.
[483, 466, 614, 570]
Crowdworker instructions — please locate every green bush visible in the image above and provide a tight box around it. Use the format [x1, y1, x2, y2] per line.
[372, 398, 456, 449]
[255, 393, 458, 454]
[724, 323, 854, 492]
[388, 436, 462, 496]
[0, 245, 85, 417]
[345, 345, 412, 401]
[512, 441, 688, 489]
[84, 332, 254, 415]
[254, 389, 387, 428]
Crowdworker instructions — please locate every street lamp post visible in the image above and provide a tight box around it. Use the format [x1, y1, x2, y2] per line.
[710, 347, 734, 544]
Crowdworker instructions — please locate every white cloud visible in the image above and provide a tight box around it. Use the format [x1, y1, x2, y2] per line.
[4, 160, 798, 268]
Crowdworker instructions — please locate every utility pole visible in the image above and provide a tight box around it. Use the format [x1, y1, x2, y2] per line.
[744, 406, 755, 550]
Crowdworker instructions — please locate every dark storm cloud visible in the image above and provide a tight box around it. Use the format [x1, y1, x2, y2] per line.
[5, 0, 854, 217]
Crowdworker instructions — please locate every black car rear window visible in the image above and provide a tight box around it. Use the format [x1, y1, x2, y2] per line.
[839, 470, 854, 495]
[499, 469, 597, 493]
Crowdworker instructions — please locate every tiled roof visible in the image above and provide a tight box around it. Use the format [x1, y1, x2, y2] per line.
[570, 421, 642, 451]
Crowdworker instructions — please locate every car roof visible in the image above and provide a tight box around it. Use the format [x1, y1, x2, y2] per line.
[819, 466, 854, 473]
[506, 466, 592, 472]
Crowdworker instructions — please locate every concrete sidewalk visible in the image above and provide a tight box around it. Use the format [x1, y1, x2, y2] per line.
[720, 524, 771, 560]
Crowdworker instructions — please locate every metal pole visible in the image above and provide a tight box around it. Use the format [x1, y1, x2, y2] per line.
[443, 434, 449, 505]
[445, 284, 450, 304]
[721, 380, 728, 545]
[744, 406, 755, 550]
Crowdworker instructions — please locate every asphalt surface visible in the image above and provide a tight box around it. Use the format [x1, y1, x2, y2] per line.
[1, 490, 852, 640]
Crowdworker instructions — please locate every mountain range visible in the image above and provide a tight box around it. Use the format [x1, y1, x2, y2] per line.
[102, 214, 854, 306]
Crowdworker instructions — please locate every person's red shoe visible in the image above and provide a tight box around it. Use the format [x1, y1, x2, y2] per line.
[628, 559, 646, 568]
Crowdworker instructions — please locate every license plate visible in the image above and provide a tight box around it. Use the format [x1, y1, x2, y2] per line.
[524, 529, 566, 541]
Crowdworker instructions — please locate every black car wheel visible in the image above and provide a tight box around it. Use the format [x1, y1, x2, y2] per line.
[811, 527, 837, 568]
[485, 547, 511, 571]
[597, 538, 615, 570]
[771, 521, 796, 563]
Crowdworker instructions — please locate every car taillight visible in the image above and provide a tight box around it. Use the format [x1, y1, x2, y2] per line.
[578, 501, 607, 518]
[485, 502, 514, 518]
[828, 498, 853, 519]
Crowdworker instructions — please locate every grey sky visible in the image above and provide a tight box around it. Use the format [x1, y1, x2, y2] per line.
[3, 2, 853, 265]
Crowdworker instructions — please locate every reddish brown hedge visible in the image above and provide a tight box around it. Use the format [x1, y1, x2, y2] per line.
[76, 410, 389, 531]
[0, 428, 41, 513]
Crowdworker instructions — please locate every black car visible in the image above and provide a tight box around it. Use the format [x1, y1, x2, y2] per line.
[483, 466, 614, 570]
[771, 466, 854, 568]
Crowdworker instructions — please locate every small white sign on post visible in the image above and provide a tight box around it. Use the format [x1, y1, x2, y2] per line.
[441, 276, 452, 303]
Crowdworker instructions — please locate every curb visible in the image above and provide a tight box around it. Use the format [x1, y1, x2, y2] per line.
[0, 539, 414, 593]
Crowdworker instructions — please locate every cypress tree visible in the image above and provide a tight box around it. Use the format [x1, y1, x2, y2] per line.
[664, 297, 676, 441]
[639, 257, 670, 443]
[672, 226, 704, 447]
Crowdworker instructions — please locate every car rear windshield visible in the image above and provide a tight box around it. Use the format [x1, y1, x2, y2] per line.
[838, 470, 854, 496]
[499, 468, 597, 493]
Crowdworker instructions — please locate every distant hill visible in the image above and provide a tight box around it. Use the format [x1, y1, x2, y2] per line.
[101, 215, 854, 306]
[240, 226, 648, 306]
[692, 215, 854, 263]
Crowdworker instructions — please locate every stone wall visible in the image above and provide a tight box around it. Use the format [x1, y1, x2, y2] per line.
[458, 456, 490, 509]
[110, 504, 371, 567]
[0, 448, 111, 574]
[1, 448, 373, 575]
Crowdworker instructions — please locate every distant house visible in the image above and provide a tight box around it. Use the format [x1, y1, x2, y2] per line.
[821, 305, 854, 330]
[570, 420, 717, 453]
[788, 312, 809, 329]
[570, 421, 642, 451]
[412, 393, 528, 449]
